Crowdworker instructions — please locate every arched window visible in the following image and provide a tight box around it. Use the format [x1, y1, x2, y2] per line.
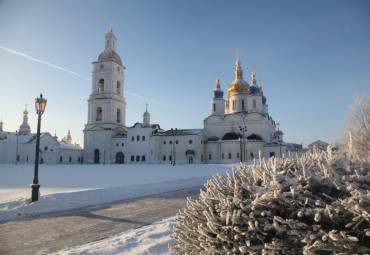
[222, 153, 224, 159]
[253, 99, 256, 109]
[242, 100, 245, 110]
[96, 107, 102, 121]
[228, 153, 232, 159]
[98, 79, 104, 92]
[131, 155, 134, 162]
[137, 135, 140, 141]
[116, 81, 121, 94]
[142, 155, 146, 162]
[232, 100, 235, 110]
[116, 109, 121, 123]
[142, 136, 145, 141]
[131, 136, 134, 141]
[213, 103, 216, 111]
[136, 155, 140, 162]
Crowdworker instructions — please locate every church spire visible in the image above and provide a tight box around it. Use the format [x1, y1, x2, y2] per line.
[19, 104, 31, 134]
[235, 50, 243, 80]
[143, 103, 151, 125]
[0, 117, 3, 131]
[251, 65, 257, 85]
[104, 22, 117, 51]
[215, 71, 221, 89]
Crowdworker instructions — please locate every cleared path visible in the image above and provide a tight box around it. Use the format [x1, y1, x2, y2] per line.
[0, 186, 201, 255]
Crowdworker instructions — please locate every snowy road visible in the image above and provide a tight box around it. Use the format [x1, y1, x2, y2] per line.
[0, 186, 201, 255]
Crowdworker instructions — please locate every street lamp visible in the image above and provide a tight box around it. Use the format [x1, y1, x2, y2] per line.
[279, 143, 282, 158]
[238, 137, 243, 162]
[31, 94, 47, 202]
[171, 128, 177, 166]
[15, 130, 19, 165]
[239, 126, 247, 163]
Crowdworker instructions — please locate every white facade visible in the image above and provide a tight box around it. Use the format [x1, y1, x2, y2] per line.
[83, 27, 306, 164]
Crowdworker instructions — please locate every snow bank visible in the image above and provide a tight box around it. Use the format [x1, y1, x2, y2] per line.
[51, 216, 177, 255]
[0, 163, 232, 222]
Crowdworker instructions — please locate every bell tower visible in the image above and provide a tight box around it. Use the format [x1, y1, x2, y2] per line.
[83, 24, 127, 164]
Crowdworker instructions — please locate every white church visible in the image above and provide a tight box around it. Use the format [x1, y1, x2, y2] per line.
[83, 26, 306, 164]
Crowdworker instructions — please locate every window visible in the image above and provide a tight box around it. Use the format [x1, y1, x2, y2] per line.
[232, 100, 235, 110]
[163, 155, 166, 161]
[169, 155, 172, 161]
[142, 136, 145, 141]
[142, 155, 146, 162]
[44, 146, 48, 151]
[237, 153, 240, 159]
[137, 135, 140, 141]
[27, 156, 29, 162]
[98, 79, 104, 92]
[169, 141, 172, 145]
[209, 154, 212, 160]
[270, 152, 275, 157]
[60, 156, 63, 163]
[69, 157, 72, 162]
[253, 99, 256, 109]
[136, 155, 140, 162]
[131, 136, 134, 141]
[228, 153, 231, 159]
[121, 143, 124, 147]
[242, 100, 245, 110]
[116, 81, 121, 94]
[96, 107, 102, 121]
[213, 103, 216, 111]
[189, 140, 193, 144]
[131, 155, 134, 162]
[201, 155, 203, 162]
[117, 109, 121, 123]
[17, 155, 20, 161]
[163, 141, 166, 145]
[222, 153, 225, 159]
[176, 140, 178, 144]
[116, 143, 119, 147]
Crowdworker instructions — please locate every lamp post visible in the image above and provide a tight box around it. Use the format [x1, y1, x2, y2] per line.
[171, 128, 177, 166]
[279, 143, 282, 158]
[238, 137, 243, 162]
[15, 130, 19, 165]
[239, 126, 247, 163]
[31, 94, 47, 202]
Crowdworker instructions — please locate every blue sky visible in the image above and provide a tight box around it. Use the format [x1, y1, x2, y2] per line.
[0, 0, 369, 147]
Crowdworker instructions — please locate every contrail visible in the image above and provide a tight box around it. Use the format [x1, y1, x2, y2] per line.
[0, 46, 91, 80]
[0, 46, 166, 106]
[125, 91, 166, 107]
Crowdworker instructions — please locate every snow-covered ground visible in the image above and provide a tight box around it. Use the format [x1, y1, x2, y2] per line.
[0, 163, 233, 254]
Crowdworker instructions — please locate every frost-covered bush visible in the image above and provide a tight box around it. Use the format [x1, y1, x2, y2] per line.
[170, 145, 370, 254]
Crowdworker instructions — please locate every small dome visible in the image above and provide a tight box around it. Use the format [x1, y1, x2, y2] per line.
[262, 95, 267, 105]
[98, 50, 122, 65]
[228, 80, 249, 95]
[213, 89, 224, 99]
[249, 85, 260, 95]
[222, 132, 241, 140]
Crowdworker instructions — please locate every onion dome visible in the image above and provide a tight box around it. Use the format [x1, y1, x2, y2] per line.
[249, 85, 260, 95]
[213, 72, 224, 99]
[19, 106, 31, 134]
[97, 24, 122, 65]
[262, 95, 267, 105]
[227, 52, 250, 95]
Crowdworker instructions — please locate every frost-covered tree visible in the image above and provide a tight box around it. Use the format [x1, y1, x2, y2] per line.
[344, 93, 370, 156]
[170, 143, 370, 254]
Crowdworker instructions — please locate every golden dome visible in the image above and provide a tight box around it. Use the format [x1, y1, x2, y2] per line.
[227, 79, 249, 95]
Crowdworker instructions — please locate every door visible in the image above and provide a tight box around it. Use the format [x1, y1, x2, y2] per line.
[94, 149, 100, 164]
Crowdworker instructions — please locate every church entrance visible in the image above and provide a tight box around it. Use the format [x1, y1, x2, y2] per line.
[94, 149, 100, 164]
[186, 150, 195, 164]
[115, 152, 125, 164]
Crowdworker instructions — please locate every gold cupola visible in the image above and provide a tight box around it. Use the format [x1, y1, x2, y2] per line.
[227, 51, 250, 95]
